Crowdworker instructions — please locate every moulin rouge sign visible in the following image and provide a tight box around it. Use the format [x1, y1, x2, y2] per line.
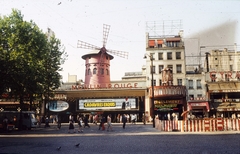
[72, 83, 139, 90]
[210, 71, 240, 80]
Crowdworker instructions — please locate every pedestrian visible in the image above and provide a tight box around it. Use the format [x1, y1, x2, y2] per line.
[122, 114, 127, 129]
[57, 115, 61, 129]
[78, 116, 83, 133]
[68, 117, 75, 133]
[107, 114, 112, 131]
[99, 115, 106, 130]
[131, 114, 136, 124]
[44, 116, 50, 128]
[84, 115, 90, 128]
[126, 114, 130, 123]
[167, 113, 171, 121]
[93, 115, 98, 125]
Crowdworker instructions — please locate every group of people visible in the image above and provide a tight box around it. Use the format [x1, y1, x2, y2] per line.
[68, 114, 90, 133]
[67, 113, 138, 133]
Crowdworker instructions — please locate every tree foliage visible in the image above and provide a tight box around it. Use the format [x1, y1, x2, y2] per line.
[0, 9, 67, 109]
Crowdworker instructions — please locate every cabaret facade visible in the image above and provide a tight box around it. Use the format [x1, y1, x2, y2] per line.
[46, 76, 147, 122]
[205, 48, 240, 118]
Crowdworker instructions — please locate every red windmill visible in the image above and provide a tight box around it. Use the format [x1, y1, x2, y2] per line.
[77, 24, 128, 88]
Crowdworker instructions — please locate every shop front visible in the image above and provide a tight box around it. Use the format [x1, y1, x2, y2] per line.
[150, 86, 187, 121]
[187, 100, 210, 119]
[47, 81, 146, 123]
[207, 81, 240, 119]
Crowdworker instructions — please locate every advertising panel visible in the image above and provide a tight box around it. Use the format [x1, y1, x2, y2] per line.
[78, 98, 137, 111]
[46, 101, 69, 112]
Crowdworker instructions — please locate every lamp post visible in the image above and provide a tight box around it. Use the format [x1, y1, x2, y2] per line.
[144, 54, 155, 128]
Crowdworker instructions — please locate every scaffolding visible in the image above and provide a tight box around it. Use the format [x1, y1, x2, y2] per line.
[146, 20, 183, 38]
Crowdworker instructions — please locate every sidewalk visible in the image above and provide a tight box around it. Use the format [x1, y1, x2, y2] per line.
[0, 122, 239, 137]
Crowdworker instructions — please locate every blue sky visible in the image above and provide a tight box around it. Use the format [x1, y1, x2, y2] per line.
[1, 0, 240, 82]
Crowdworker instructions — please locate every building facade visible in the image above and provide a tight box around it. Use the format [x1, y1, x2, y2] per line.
[144, 29, 187, 121]
[205, 47, 240, 118]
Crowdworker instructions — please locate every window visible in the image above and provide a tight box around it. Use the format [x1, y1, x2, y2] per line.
[148, 40, 155, 48]
[189, 95, 194, 100]
[151, 66, 156, 74]
[87, 68, 91, 75]
[197, 80, 201, 89]
[150, 53, 154, 59]
[176, 52, 181, 59]
[100, 68, 104, 75]
[176, 65, 182, 73]
[158, 53, 163, 60]
[93, 68, 97, 74]
[153, 80, 156, 86]
[189, 80, 193, 89]
[230, 65, 233, 71]
[177, 79, 182, 85]
[157, 40, 163, 48]
[106, 69, 109, 75]
[159, 65, 164, 73]
[197, 94, 202, 98]
[167, 52, 172, 60]
[159, 79, 162, 86]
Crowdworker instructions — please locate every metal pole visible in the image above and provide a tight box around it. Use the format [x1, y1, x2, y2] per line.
[151, 56, 155, 128]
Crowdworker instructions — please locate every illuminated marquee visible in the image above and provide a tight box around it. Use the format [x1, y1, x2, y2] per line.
[78, 98, 137, 111]
[84, 102, 116, 108]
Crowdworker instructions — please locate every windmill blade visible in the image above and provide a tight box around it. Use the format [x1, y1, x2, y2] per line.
[103, 24, 110, 47]
[77, 40, 100, 50]
[107, 49, 128, 59]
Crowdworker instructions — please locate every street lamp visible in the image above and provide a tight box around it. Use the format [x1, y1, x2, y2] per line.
[144, 53, 155, 128]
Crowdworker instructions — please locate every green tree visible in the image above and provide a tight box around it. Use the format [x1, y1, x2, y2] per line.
[0, 9, 67, 129]
[43, 28, 67, 113]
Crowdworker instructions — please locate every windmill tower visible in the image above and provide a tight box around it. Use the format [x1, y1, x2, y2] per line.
[77, 24, 128, 88]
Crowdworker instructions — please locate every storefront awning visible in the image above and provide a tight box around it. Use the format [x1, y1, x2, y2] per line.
[212, 102, 240, 111]
[188, 101, 210, 112]
[208, 82, 240, 92]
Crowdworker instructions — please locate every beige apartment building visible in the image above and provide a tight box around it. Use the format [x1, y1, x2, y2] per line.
[205, 46, 240, 118]
[144, 27, 187, 121]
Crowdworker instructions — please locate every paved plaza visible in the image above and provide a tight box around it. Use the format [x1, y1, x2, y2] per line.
[0, 123, 240, 154]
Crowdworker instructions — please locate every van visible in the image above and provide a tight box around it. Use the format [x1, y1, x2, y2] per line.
[0, 111, 38, 131]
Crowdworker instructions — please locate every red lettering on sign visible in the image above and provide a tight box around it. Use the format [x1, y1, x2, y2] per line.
[219, 72, 224, 78]
[210, 71, 217, 80]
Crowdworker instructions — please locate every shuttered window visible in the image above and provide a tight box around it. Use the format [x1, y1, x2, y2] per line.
[148, 40, 155, 47]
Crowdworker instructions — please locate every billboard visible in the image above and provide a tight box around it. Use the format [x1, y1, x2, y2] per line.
[78, 98, 137, 111]
[46, 101, 69, 112]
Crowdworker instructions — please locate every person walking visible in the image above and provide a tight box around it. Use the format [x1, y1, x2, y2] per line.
[99, 115, 106, 130]
[83, 115, 90, 128]
[131, 114, 136, 124]
[68, 117, 75, 133]
[44, 116, 50, 128]
[57, 115, 61, 129]
[78, 116, 83, 133]
[122, 114, 127, 129]
[107, 114, 112, 131]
